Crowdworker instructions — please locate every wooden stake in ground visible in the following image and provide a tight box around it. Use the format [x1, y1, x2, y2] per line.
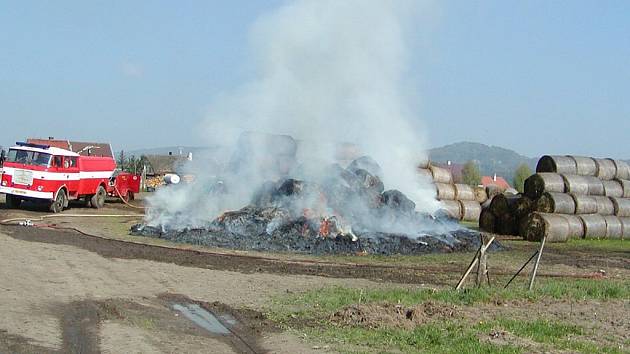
[455, 235, 495, 290]
[528, 236, 546, 290]
[476, 234, 488, 287]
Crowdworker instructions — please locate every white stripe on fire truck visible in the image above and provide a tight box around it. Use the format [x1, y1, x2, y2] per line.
[0, 186, 54, 199]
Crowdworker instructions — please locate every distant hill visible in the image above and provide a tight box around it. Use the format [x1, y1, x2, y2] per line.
[429, 142, 536, 183]
[123, 141, 537, 183]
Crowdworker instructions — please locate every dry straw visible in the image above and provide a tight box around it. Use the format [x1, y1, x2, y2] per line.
[459, 200, 481, 221]
[454, 184, 475, 201]
[571, 194, 598, 214]
[562, 174, 589, 195]
[579, 214, 607, 239]
[603, 215, 623, 239]
[569, 156, 597, 176]
[429, 165, 453, 184]
[594, 158, 617, 180]
[536, 155, 577, 175]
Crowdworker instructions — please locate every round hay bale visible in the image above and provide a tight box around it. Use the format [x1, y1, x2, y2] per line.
[536, 155, 577, 174]
[579, 214, 607, 239]
[603, 215, 623, 239]
[536, 192, 575, 214]
[489, 194, 520, 217]
[496, 213, 517, 236]
[417, 156, 430, 170]
[435, 183, 456, 200]
[594, 158, 617, 180]
[454, 184, 475, 201]
[569, 156, 598, 176]
[610, 197, 630, 217]
[619, 217, 630, 240]
[617, 179, 630, 198]
[479, 209, 496, 233]
[417, 168, 433, 181]
[429, 165, 453, 184]
[613, 160, 630, 180]
[474, 186, 488, 204]
[556, 214, 585, 239]
[438, 200, 461, 220]
[521, 212, 570, 242]
[593, 196, 614, 215]
[518, 214, 532, 240]
[524, 173, 565, 199]
[514, 195, 534, 218]
[459, 200, 482, 222]
[485, 184, 502, 199]
[562, 175, 589, 195]
[602, 180, 623, 197]
[571, 194, 598, 214]
[584, 176, 605, 196]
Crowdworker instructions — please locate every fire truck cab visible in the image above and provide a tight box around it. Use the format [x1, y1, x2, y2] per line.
[0, 142, 140, 213]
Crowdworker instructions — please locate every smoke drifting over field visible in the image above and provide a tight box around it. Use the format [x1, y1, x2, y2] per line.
[146, 0, 442, 231]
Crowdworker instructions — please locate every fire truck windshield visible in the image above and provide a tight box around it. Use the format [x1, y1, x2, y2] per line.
[7, 149, 51, 167]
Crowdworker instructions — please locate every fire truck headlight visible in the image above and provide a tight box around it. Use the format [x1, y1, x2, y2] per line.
[37, 186, 44, 191]
[1, 180, 6, 186]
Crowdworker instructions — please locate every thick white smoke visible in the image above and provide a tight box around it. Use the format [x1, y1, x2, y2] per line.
[146, 0, 441, 228]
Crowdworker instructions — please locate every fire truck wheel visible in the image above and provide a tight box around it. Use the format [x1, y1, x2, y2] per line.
[91, 186, 106, 209]
[6, 195, 22, 209]
[50, 190, 66, 213]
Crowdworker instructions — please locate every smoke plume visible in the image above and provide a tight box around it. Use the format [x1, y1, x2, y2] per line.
[146, 0, 441, 229]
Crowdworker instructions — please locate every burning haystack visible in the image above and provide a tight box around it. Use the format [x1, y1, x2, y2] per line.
[133, 148, 487, 255]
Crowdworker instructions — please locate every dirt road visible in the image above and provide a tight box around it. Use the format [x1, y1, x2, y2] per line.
[0, 204, 386, 353]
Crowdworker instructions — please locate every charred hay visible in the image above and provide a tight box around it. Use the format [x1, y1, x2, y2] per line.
[524, 173, 565, 199]
[132, 210, 486, 256]
[136, 159, 493, 255]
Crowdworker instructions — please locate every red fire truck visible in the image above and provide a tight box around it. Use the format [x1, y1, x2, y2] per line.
[0, 141, 140, 213]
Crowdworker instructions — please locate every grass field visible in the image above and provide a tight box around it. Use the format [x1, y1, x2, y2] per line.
[267, 278, 629, 353]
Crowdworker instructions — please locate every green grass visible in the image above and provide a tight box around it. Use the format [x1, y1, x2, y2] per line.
[293, 317, 617, 354]
[560, 238, 629, 252]
[311, 322, 522, 354]
[268, 279, 629, 353]
[271, 278, 629, 319]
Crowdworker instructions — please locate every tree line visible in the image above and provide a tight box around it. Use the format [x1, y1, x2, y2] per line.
[116, 150, 149, 174]
[459, 160, 532, 192]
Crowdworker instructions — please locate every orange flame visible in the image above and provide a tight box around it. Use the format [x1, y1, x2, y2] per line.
[319, 218, 331, 237]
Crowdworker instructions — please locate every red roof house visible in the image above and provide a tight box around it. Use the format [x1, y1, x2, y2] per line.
[481, 174, 511, 190]
[26, 138, 114, 157]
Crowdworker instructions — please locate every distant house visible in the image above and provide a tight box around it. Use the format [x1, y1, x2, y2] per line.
[481, 174, 511, 190]
[27, 138, 114, 157]
[144, 154, 188, 177]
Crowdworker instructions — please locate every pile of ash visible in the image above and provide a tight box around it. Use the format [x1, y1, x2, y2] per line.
[132, 156, 495, 255]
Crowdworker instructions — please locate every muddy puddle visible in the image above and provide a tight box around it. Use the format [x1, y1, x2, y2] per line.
[172, 303, 233, 335]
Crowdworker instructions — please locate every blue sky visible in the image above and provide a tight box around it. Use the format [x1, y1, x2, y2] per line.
[1, 1, 628, 158]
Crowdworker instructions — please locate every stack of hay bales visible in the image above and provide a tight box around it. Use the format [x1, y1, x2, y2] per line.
[419, 163, 486, 222]
[492, 155, 630, 242]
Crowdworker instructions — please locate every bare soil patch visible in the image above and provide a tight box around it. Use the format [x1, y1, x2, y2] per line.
[0, 224, 459, 284]
[330, 301, 458, 329]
